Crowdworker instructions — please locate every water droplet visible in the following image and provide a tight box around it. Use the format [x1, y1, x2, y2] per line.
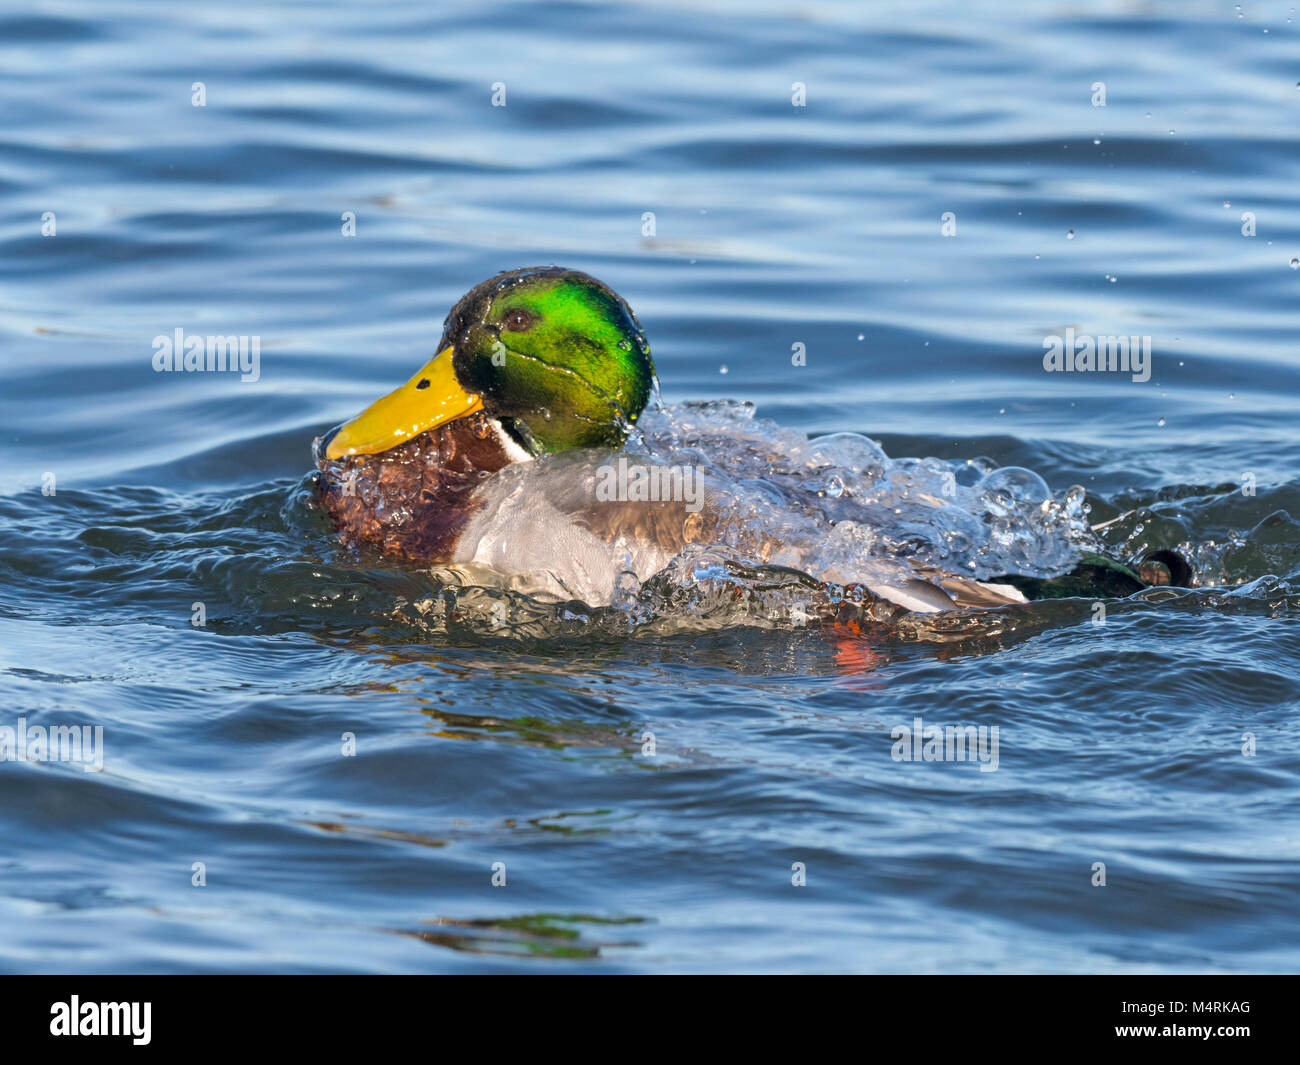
[978, 467, 1050, 518]
[1291, 257, 1299, 268]
[540, 407, 552, 421]
[1157, 417, 1166, 427]
[1228, 392, 1236, 400]
[856, 333, 864, 341]
[1223, 200, 1231, 208]
[1066, 229, 1075, 240]
[1169, 129, 1176, 135]
[1093, 137, 1101, 145]
[719, 364, 728, 375]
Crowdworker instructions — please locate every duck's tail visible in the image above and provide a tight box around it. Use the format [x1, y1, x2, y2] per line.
[992, 549, 1193, 601]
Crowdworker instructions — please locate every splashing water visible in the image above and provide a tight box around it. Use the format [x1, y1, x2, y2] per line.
[433, 400, 1096, 612]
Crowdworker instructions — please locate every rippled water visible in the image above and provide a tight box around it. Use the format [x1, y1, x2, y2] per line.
[3, 0, 1299, 973]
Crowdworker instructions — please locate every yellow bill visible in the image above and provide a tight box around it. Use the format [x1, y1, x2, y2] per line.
[325, 346, 483, 459]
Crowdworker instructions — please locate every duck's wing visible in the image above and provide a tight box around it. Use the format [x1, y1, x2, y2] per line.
[833, 559, 1026, 613]
[570, 497, 705, 555]
[507, 470, 1029, 614]
[573, 508, 1027, 615]
[896, 562, 1029, 611]
[570, 495, 1029, 613]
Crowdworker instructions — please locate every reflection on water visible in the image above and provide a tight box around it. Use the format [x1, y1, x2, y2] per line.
[396, 914, 647, 960]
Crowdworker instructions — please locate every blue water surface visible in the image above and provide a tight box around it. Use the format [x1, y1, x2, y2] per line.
[1, 0, 1299, 972]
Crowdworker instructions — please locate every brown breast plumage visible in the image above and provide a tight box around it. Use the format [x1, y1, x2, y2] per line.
[314, 411, 515, 561]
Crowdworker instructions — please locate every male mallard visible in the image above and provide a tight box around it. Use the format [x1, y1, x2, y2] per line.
[314, 266, 1177, 611]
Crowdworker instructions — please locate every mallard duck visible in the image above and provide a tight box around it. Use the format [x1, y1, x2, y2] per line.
[313, 266, 1176, 611]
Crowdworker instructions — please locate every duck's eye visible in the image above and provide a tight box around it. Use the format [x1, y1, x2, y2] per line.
[502, 308, 535, 332]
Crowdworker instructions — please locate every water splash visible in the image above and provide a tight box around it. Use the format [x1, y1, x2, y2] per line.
[442, 400, 1097, 610]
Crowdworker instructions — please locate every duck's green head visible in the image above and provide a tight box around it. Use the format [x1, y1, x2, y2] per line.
[325, 267, 655, 460]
